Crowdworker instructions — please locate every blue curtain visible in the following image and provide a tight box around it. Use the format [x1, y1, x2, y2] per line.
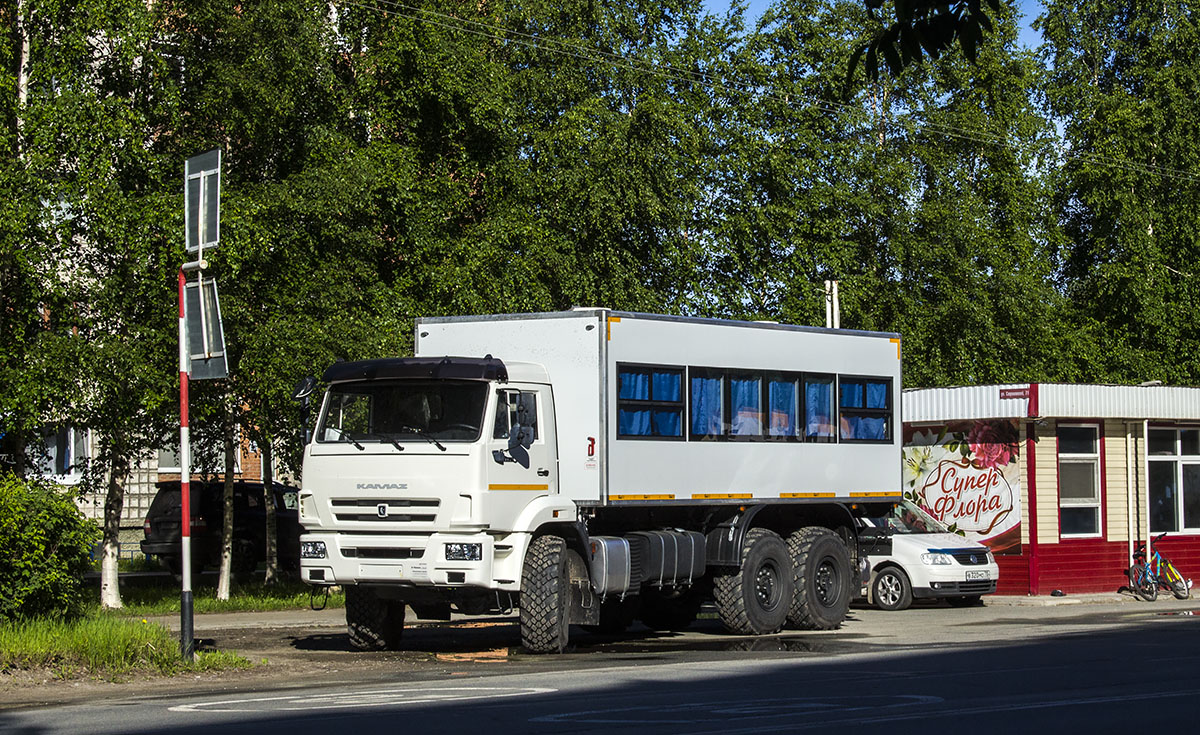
[653, 410, 682, 437]
[859, 417, 886, 440]
[806, 380, 833, 438]
[841, 382, 864, 408]
[769, 380, 797, 437]
[653, 371, 681, 401]
[691, 377, 723, 435]
[866, 381, 888, 409]
[619, 371, 650, 400]
[730, 378, 760, 436]
[619, 409, 651, 436]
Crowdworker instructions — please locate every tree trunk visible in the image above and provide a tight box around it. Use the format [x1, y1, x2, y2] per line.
[216, 420, 236, 600]
[99, 448, 126, 610]
[262, 439, 279, 586]
[15, 0, 29, 154]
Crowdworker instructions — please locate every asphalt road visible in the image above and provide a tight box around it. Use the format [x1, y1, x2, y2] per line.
[3, 595, 1199, 734]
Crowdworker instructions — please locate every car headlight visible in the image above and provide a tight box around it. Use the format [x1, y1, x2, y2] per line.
[301, 541, 328, 559]
[921, 552, 953, 565]
[444, 542, 482, 561]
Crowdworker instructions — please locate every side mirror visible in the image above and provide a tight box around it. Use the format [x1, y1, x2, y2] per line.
[292, 376, 317, 402]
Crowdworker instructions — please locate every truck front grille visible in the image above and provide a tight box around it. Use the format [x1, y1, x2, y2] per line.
[331, 498, 440, 524]
[342, 547, 423, 560]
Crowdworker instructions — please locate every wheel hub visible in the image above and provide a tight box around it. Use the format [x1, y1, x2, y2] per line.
[815, 559, 841, 607]
[756, 562, 780, 609]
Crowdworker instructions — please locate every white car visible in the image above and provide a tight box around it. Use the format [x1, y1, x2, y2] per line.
[855, 500, 999, 611]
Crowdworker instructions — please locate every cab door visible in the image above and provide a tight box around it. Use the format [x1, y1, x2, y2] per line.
[485, 386, 558, 527]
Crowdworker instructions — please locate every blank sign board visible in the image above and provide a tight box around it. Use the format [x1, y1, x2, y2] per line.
[185, 149, 220, 253]
[184, 279, 228, 380]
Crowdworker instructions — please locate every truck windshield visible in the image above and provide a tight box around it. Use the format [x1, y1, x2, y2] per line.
[865, 500, 949, 534]
[317, 380, 487, 444]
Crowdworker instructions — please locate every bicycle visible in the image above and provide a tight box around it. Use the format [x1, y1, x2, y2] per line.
[1127, 532, 1191, 601]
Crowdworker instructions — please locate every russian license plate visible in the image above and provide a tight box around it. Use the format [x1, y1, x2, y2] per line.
[966, 570, 989, 581]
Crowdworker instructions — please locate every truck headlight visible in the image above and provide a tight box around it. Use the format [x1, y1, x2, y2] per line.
[921, 552, 953, 565]
[445, 542, 482, 561]
[301, 541, 328, 559]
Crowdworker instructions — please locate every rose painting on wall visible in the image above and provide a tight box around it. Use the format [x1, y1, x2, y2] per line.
[903, 420, 1022, 555]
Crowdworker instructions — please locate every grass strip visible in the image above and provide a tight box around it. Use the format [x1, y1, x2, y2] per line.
[0, 616, 250, 678]
[99, 581, 345, 617]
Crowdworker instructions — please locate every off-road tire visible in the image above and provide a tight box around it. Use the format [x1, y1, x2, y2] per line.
[520, 535, 571, 653]
[714, 528, 793, 635]
[639, 586, 703, 632]
[345, 586, 405, 650]
[787, 527, 852, 629]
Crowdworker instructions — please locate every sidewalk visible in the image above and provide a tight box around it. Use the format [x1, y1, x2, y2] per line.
[144, 590, 1170, 633]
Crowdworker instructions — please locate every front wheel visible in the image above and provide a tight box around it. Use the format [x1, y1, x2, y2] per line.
[1162, 562, 1190, 600]
[345, 586, 405, 650]
[520, 535, 571, 653]
[1128, 563, 1158, 602]
[714, 528, 793, 635]
[872, 567, 913, 611]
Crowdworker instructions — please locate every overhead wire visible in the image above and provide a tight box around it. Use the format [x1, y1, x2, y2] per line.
[336, 0, 1200, 186]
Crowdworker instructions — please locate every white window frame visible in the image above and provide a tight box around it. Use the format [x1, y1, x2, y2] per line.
[36, 426, 90, 486]
[1057, 423, 1102, 538]
[1147, 426, 1200, 534]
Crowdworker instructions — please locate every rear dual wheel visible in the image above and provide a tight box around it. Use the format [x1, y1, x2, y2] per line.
[714, 528, 793, 635]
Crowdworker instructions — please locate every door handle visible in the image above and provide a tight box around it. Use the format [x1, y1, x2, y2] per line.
[537, 469, 550, 477]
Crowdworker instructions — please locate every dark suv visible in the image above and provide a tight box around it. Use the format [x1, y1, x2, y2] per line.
[141, 480, 301, 579]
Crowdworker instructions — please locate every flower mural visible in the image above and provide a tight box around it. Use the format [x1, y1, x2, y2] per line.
[902, 420, 1023, 555]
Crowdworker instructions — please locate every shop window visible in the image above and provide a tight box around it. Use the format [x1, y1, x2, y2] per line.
[1058, 424, 1101, 537]
[1148, 427, 1200, 533]
[616, 365, 683, 439]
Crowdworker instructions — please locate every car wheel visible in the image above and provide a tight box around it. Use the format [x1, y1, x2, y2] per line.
[872, 567, 912, 611]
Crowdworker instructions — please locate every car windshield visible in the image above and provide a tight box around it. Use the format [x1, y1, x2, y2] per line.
[864, 500, 949, 534]
[317, 380, 487, 444]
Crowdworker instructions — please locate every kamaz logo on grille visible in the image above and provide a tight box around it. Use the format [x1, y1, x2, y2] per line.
[356, 483, 408, 490]
[377, 504, 388, 518]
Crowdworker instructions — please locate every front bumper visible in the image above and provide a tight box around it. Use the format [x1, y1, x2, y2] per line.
[299, 530, 528, 592]
[912, 579, 998, 598]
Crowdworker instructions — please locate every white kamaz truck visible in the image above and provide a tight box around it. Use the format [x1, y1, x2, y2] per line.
[297, 310, 902, 652]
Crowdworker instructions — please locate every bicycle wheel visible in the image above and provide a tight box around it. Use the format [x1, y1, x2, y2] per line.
[1162, 561, 1190, 600]
[1128, 562, 1158, 601]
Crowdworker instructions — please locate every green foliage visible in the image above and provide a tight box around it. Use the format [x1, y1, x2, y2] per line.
[0, 473, 100, 621]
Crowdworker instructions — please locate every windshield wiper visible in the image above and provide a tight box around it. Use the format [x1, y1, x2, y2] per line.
[365, 433, 405, 452]
[399, 425, 446, 452]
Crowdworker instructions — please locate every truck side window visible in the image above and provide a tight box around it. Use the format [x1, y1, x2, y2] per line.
[616, 365, 684, 438]
[838, 376, 892, 442]
[804, 377, 835, 442]
[493, 391, 539, 441]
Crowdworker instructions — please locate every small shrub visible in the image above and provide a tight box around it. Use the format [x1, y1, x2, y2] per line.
[0, 472, 100, 621]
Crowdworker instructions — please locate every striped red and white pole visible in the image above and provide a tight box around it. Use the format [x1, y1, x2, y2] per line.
[178, 269, 194, 660]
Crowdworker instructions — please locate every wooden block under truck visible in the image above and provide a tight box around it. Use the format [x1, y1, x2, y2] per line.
[297, 310, 903, 652]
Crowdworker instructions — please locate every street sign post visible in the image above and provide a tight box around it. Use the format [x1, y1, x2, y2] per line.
[179, 149, 224, 661]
